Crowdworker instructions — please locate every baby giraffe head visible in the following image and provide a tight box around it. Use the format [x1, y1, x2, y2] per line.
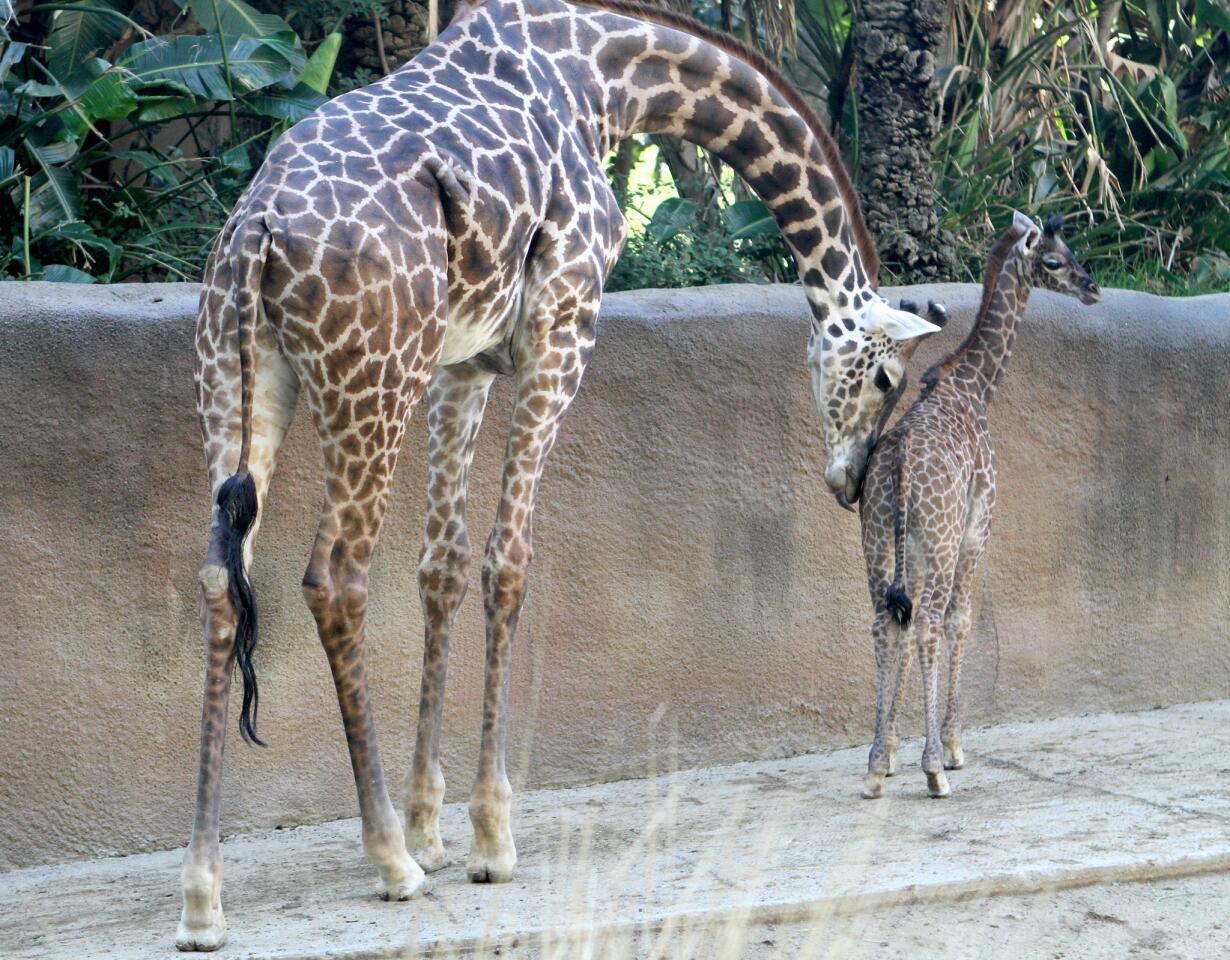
[1018, 211, 1101, 305]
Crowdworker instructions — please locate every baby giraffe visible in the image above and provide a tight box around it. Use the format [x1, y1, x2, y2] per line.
[858, 211, 1100, 799]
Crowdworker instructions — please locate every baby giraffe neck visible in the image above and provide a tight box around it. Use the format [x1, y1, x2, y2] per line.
[929, 229, 1031, 406]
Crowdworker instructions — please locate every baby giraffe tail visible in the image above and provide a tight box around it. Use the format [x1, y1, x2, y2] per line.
[884, 444, 913, 628]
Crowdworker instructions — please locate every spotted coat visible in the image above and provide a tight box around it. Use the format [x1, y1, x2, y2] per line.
[178, 0, 941, 949]
[856, 212, 1100, 801]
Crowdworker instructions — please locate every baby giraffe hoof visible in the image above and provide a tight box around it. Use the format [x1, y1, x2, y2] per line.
[926, 771, 951, 798]
[378, 856, 428, 901]
[943, 744, 965, 770]
[862, 772, 886, 799]
[886, 750, 899, 776]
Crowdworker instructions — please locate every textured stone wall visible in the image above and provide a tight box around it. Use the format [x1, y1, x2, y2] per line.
[1, 282, 1227, 869]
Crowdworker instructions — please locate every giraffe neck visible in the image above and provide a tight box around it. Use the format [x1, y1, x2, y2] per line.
[559, 0, 878, 316]
[941, 233, 1031, 405]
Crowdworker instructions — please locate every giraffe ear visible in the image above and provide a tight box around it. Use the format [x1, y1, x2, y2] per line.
[866, 298, 943, 342]
[1012, 210, 1042, 253]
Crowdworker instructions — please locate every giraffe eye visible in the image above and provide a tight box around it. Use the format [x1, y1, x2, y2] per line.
[1042, 255, 1063, 270]
[873, 367, 893, 392]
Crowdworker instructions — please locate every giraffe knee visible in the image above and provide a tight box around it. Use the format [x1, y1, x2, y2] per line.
[199, 564, 229, 601]
[302, 570, 331, 614]
[481, 544, 530, 615]
[418, 539, 472, 608]
[947, 609, 972, 637]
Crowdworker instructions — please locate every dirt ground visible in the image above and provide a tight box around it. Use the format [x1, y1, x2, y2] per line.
[451, 872, 1230, 959]
[3, 702, 1229, 960]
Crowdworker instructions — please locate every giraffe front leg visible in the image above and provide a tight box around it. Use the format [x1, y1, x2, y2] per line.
[466, 528, 524, 884]
[407, 365, 495, 873]
[466, 297, 596, 884]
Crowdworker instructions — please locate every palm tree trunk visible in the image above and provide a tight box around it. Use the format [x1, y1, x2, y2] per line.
[853, 0, 956, 281]
[347, 0, 455, 75]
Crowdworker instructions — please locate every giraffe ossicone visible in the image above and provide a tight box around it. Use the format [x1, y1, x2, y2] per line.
[178, 0, 941, 948]
[857, 212, 1099, 802]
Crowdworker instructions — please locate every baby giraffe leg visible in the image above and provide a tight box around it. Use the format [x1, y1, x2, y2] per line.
[884, 638, 911, 776]
[864, 609, 905, 798]
[942, 567, 978, 770]
[914, 606, 950, 798]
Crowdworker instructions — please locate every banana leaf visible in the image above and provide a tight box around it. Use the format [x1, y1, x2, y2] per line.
[45, 1, 126, 81]
[120, 34, 300, 100]
[723, 199, 780, 239]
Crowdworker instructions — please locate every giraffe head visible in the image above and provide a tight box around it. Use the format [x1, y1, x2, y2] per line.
[808, 296, 947, 510]
[1018, 212, 1101, 305]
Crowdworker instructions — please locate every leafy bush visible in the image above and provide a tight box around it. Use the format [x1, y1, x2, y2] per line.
[935, 0, 1230, 282]
[0, 0, 338, 282]
[605, 191, 799, 291]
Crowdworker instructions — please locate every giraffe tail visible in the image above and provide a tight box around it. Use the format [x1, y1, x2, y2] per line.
[885, 442, 913, 629]
[217, 216, 272, 747]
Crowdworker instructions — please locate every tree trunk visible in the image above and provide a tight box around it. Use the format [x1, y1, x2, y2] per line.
[852, 0, 956, 281]
[346, 0, 456, 76]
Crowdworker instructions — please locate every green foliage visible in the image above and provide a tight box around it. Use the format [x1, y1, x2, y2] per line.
[935, 0, 1230, 283]
[606, 189, 797, 291]
[0, 1, 338, 282]
[665, 0, 1230, 293]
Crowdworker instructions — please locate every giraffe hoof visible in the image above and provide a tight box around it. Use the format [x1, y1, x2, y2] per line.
[467, 862, 516, 883]
[378, 856, 428, 901]
[175, 913, 227, 952]
[466, 836, 517, 883]
[862, 773, 886, 799]
[178, 862, 226, 951]
[926, 771, 951, 798]
[943, 746, 965, 770]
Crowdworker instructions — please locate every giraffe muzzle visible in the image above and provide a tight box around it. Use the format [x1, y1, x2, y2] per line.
[831, 463, 866, 512]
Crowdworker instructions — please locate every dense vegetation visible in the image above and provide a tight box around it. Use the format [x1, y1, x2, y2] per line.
[1, 0, 1226, 292]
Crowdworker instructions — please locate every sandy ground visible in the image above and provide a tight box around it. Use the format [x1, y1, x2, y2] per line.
[540, 873, 1230, 960]
[3, 701, 1229, 959]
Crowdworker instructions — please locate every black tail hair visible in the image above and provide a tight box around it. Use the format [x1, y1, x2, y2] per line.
[217, 472, 263, 746]
[886, 442, 913, 629]
[885, 583, 913, 628]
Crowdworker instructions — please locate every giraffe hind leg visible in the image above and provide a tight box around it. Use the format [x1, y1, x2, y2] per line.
[179, 305, 300, 952]
[942, 540, 985, 771]
[289, 219, 448, 902]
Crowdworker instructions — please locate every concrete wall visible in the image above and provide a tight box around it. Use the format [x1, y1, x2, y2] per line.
[2, 282, 1227, 870]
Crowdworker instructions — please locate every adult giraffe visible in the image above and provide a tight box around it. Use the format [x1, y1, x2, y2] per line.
[178, 0, 940, 948]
